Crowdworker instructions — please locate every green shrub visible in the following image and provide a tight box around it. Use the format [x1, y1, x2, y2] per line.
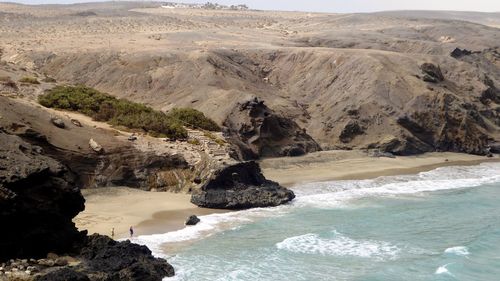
[38, 85, 220, 139]
[188, 138, 201, 145]
[166, 108, 220, 131]
[39, 85, 188, 139]
[19, 77, 40, 84]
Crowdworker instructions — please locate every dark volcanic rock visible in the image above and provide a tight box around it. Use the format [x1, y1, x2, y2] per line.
[0, 131, 85, 262]
[339, 120, 364, 143]
[394, 93, 492, 155]
[77, 234, 174, 281]
[223, 98, 321, 160]
[0, 130, 175, 279]
[480, 76, 500, 105]
[185, 215, 200, 225]
[420, 63, 444, 83]
[35, 268, 90, 281]
[191, 161, 295, 209]
[450, 48, 472, 59]
[489, 142, 500, 153]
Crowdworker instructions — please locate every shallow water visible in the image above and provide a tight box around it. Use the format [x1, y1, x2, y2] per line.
[132, 163, 500, 281]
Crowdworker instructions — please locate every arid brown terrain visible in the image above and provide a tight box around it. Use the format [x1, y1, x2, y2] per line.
[0, 3, 499, 280]
[1, 2, 499, 157]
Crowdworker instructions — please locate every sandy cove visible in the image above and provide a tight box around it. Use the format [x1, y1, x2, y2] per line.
[74, 151, 498, 239]
[74, 188, 227, 239]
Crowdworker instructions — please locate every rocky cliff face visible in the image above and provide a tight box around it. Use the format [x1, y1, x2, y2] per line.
[0, 96, 194, 191]
[0, 130, 175, 280]
[191, 161, 295, 209]
[223, 98, 321, 160]
[0, 130, 85, 261]
[74, 234, 174, 281]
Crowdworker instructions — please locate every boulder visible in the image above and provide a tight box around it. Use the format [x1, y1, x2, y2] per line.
[89, 138, 104, 154]
[450, 48, 472, 58]
[191, 161, 295, 209]
[489, 142, 500, 153]
[185, 215, 200, 226]
[71, 119, 82, 127]
[50, 117, 65, 129]
[420, 63, 444, 83]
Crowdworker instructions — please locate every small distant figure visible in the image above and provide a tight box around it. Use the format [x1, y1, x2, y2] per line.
[111, 227, 115, 239]
[129, 226, 134, 237]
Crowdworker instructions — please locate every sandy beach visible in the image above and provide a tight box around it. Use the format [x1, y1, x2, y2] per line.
[261, 151, 499, 186]
[74, 187, 226, 239]
[74, 151, 498, 239]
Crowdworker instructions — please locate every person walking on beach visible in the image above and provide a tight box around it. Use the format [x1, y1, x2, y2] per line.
[129, 226, 134, 237]
[111, 227, 115, 239]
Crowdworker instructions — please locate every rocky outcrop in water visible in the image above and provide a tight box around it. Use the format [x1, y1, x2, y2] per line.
[191, 161, 295, 209]
[223, 98, 321, 160]
[75, 234, 175, 281]
[185, 215, 200, 225]
[0, 130, 85, 261]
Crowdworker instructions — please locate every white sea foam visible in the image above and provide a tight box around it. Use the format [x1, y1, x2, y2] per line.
[435, 263, 455, 276]
[129, 205, 291, 255]
[276, 231, 400, 260]
[445, 246, 470, 256]
[133, 163, 500, 259]
[293, 162, 500, 208]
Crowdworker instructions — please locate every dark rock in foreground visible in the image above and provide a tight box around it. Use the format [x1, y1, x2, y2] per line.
[35, 268, 90, 281]
[0, 130, 85, 261]
[0, 130, 175, 280]
[76, 234, 175, 281]
[191, 161, 295, 209]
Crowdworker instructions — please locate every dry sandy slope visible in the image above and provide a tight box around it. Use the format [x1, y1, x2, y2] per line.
[0, 3, 499, 156]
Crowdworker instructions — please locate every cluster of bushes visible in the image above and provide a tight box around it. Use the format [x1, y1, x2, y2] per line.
[167, 108, 220, 131]
[19, 77, 40, 84]
[38, 85, 220, 139]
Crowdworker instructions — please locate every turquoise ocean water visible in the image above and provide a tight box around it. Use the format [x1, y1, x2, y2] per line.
[132, 162, 500, 281]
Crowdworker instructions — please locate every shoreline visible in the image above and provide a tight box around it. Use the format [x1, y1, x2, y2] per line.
[74, 187, 227, 239]
[74, 151, 499, 239]
[260, 151, 499, 187]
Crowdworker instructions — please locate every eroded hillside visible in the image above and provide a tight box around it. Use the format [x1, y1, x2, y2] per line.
[1, 2, 499, 156]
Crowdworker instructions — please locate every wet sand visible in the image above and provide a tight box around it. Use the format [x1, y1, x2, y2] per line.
[73, 187, 226, 239]
[75, 151, 498, 239]
[260, 151, 499, 187]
